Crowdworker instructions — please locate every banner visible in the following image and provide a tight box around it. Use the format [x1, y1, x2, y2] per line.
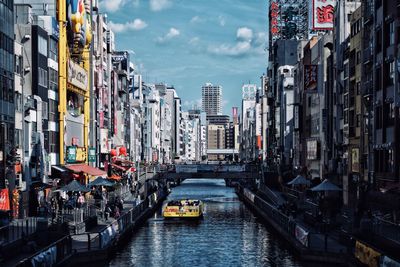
[304, 65, 318, 92]
[244, 188, 255, 203]
[355, 241, 381, 267]
[381, 256, 400, 267]
[0, 189, 10, 211]
[295, 225, 309, 247]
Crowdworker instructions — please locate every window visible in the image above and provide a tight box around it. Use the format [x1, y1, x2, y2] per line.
[49, 99, 57, 122]
[15, 92, 22, 112]
[356, 114, 361, 127]
[49, 38, 57, 61]
[14, 55, 22, 75]
[38, 35, 48, 56]
[38, 68, 48, 88]
[49, 68, 58, 91]
[356, 82, 361, 95]
[375, 105, 382, 129]
[390, 22, 395, 45]
[48, 131, 59, 153]
[15, 129, 22, 148]
[356, 51, 361, 65]
[389, 61, 395, 86]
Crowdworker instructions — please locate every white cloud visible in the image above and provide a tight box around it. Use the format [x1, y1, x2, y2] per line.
[109, 19, 148, 32]
[189, 37, 200, 45]
[156, 27, 180, 43]
[208, 41, 251, 57]
[190, 16, 199, 23]
[150, 0, 171, 11]
[218, 15, 226, 26]
[99, 0, 127, 12]
[237, 27, 253, 41]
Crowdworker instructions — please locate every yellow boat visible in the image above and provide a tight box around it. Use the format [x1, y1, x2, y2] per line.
[163, 199, 204, 219]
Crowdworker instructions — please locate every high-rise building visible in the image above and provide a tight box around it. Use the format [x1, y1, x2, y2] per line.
[202, 83, 222, 115]
[0, 0, 15, 190]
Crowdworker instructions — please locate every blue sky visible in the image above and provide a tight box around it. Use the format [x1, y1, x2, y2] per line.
[100, 0, 268, 114]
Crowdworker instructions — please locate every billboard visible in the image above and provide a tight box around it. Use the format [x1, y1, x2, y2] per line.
[304, 65, 318, 92]
[67, 60, 88, 90]
[312, 0, 335, 31]
[67, 0, 92, 56]
[307, 139, 318, 160]
[270, 1, 281, 42]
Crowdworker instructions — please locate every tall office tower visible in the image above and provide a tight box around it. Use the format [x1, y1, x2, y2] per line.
[0, 0, 15, 189]
[202, 83, 222, 116]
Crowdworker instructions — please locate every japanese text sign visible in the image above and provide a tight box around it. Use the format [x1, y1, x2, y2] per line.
[304, 65, 318, 92]
[313, 0, 336, 31]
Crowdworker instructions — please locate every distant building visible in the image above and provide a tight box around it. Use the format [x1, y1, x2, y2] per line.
[202, 83, 222, 115]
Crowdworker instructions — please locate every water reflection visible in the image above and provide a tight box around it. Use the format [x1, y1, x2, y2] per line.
[108, 179, 304, 267]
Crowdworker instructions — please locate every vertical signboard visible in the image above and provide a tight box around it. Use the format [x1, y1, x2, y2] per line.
[270, 1, 280, 42]
[312, 0, 336, 31]
[0, 189, 10, 211]
[304, 65, 318, 92]
[351, 148, 360, 173]
[307, 139, 318, 160]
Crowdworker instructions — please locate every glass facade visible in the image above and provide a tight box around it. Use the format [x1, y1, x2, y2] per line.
[0, 0, 14, 188]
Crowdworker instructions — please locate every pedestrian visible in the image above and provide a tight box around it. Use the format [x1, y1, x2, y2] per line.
[77, 193, 85, 208]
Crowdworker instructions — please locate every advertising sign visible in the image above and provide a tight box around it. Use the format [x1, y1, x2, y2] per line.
[88, 147, 96, 163]
[67, 60, 88, 90]
[351, 148, 360, 173]
[66, 146, 77, 163]
[270, 1, 280, 41]
[312, 0, 336, 31]
[307, 139, 318, 160]
[295, 225, 309, 247]
[354, 241, 380, 267]
[0, 189, 10, 211]
[100, 129, 109, 154]
[304, 65, 318, 92]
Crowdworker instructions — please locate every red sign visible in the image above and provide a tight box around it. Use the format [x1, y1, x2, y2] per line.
[0, 189, 10, 211]
[312, 0, 336, 31]
[270, 1, 280, 39]
[304, 65, 318, 92]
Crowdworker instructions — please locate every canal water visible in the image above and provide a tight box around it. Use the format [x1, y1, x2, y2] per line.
[108, 179, 304, 267]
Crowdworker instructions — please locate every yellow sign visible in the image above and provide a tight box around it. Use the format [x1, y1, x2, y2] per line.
[76, 147, 87, 162]
[351, 148, 360, 172]
[354, 240, 380, 267]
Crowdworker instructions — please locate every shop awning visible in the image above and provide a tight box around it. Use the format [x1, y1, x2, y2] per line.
[52, 165, 69, 173]
[65, 164, 106, 176]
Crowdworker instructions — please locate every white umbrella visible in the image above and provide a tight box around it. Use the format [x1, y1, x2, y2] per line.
[287, 175, 310, 186]
[311, 179, 342, 192]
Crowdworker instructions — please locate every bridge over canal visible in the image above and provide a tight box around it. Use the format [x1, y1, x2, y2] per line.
[154, 164, 260, 180]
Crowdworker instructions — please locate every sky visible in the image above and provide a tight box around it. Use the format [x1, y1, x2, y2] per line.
[100, 0, 268, 114]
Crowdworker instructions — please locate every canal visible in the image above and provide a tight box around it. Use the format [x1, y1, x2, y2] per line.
[108, 179, 304, 267]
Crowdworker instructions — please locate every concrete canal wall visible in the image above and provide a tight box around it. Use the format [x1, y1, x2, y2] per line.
[236, 185, 348, 265]
[14, 186, 169, 267]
